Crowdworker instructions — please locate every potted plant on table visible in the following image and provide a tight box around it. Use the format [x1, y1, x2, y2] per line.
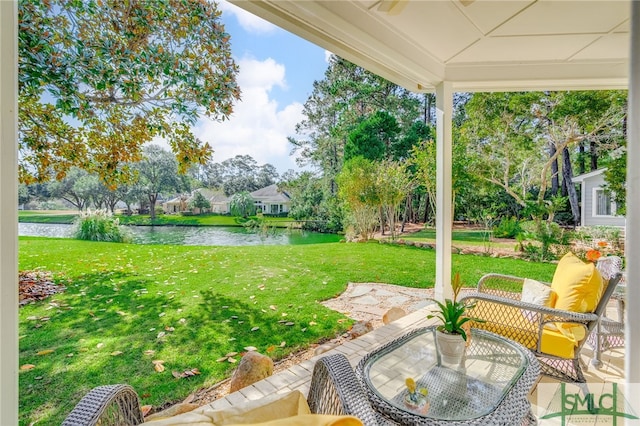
[427, 272, 482, 364]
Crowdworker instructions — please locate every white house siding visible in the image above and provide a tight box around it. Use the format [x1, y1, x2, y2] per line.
[580, 173, 626, 227]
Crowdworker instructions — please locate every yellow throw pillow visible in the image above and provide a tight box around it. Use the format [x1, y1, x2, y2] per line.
[551, 252, 603, 313]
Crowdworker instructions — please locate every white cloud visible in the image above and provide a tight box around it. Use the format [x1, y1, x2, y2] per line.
[324, 50, 334, 63]
[218, 0, 278, 34]
[194, 57, 304, 173]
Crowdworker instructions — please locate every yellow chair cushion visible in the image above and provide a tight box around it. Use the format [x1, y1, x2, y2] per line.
[143, 390, 311, 425]
[472, 302, 582, 359]
[551, 252, 603, 313]
[228, 414, 364, 426]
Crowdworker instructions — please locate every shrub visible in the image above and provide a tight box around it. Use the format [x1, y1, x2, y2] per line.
[493, 217, 522, 239]
[519, 220, 571, 261]
[74, 209, 130, 243]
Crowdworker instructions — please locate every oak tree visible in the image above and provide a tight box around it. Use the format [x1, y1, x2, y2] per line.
[19, 0, 240, 186]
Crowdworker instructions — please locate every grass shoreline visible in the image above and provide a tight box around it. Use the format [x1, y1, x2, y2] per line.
[19, 210, 298, 228]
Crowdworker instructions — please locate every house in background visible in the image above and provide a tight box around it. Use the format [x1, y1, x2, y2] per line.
[162, 188, 229, 214]
[162, 195, 185, 214]
[209, 192, 230, 214]
[250, 184, 291, 215]
[573, 168, 626, 228]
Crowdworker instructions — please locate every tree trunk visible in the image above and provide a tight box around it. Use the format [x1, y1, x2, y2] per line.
[562, 147, 580, 225]
[550, 144, 559, 196]
[423, 194, 429, 224]
[590, 140, 598, 171]
[578, 141, 586, 175]
[149, 193, 158, 220]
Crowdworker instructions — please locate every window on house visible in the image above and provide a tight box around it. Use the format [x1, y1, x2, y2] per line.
[594, 188, 615, 216]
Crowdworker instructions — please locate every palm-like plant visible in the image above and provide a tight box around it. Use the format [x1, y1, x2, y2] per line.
[427, 273, 483, 341]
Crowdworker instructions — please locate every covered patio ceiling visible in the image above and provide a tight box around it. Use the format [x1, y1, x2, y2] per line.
[231, 0, 630, 92]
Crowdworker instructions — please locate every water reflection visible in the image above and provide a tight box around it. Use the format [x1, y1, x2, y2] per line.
[18, 222, 341, 246]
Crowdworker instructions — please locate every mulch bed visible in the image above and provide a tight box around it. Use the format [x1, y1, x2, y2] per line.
[19, 270, 66, 306]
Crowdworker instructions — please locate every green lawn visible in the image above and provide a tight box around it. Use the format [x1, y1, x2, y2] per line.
[402, 228, 516, 250]
[18, 210, 79, 224]
[18, 238, 555, 425]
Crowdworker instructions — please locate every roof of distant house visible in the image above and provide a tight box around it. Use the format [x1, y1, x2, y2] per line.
[250, 184, 290, 203]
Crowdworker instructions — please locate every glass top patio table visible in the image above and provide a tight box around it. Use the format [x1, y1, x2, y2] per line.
[355, 326, 538, 425]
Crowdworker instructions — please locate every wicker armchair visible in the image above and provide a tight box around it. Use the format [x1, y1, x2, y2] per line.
[308, 353, 393, 426]
[62, 384, 144, 426]
[63, 354, 385, 426]
[460, 256, 622, 383]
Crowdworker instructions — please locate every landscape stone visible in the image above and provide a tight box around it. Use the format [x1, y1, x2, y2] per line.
[351, 295, 379, 305]
[374, 289, 396, 297]
[349, 320, 373, 338]
[410, 300, 434, 311]
[382, 307, 407, 324]
[229, 351, 274, 393]
[314, 343, 338, 356]
[387, 295, 409, 305]
[350, 285, 373, 297]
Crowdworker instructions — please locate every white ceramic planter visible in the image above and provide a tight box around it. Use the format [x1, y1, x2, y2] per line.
[435, 330, 466, 365]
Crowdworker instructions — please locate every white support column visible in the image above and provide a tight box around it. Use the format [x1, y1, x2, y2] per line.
[0, 1, 19, 424]
[626, 0, 640, 385]
[435, 82, 453, 301]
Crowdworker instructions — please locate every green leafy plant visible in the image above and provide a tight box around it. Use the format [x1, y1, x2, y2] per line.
[493, 216, 522, 239]
[427, 273, 482, 341]
[74, 209, 129, 243]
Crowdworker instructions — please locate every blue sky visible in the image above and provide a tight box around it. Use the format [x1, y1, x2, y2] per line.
[192, 1, 330, 174]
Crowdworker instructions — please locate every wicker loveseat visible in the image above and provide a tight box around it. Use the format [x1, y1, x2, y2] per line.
[460, 255, 622, 383]
[63, 354, 382, 426]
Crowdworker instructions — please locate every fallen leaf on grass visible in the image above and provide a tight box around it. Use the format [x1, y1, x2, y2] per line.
[20, 364, 35, 371]
[269, 305, 277, 311]
[244, 346, 257, 352]
[36, 349, 54, 356]
[144, 350, 155, 356]
[152, 360, 165, 372]
[172, 368, 201, 379]
[266, 345, 275, 353]
[309, 321, 318, 326]
[141, 405, 153, 416]
[250, 327, 259, 332]
[227, 358, 237, 363]
[96, 343, 104, 349]
[280, 341, 286, 348]
[111, 351, 123, 356]
[216, 351, 239, 363]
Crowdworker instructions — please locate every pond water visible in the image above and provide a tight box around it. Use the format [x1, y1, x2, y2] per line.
[18, 223, 342, 246]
